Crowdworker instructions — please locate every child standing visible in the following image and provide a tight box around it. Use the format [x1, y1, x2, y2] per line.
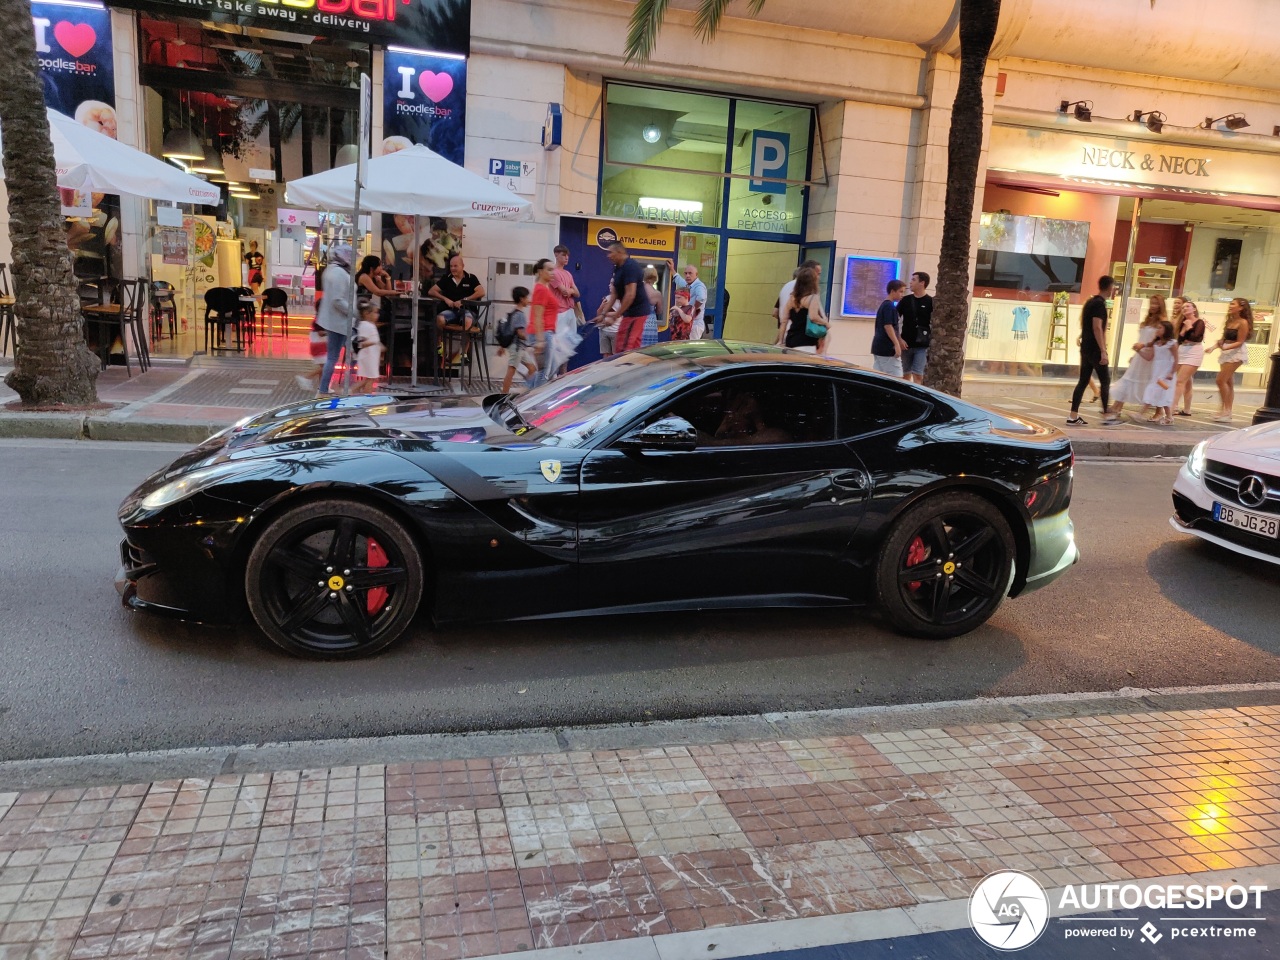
[498, 286, 538, 393]
[1141, 320, 1178, 424]
[353, 299, 384, 394]
[296, 319, 328, 394]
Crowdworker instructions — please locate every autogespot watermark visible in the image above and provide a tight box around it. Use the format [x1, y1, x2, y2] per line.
[968, 871, 1267, 950]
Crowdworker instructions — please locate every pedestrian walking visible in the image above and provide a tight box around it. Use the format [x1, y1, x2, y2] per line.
[1103, 294, 1167, 424]
[782, 266, 828, 353]
[897, 271, 933, 384]
[550, 244, 581, 377]
[525, 258, 557, 389]
[870, 279, 909, 377]
[774, 259, 823, 346]
[600, 243, 650, 353]
[1173, 300, 1206, 416]
[498, 286, 538, 394]
[315, 243, 355, 397]
[1067, 275, 1113, 425]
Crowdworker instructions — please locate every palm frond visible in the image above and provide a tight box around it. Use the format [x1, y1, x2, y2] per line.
[625, 0, 673, 63]
[694, 0, 768, 41]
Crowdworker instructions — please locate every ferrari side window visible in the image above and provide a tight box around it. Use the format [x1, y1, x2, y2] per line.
[835, 382, 929, 439]
[662, 374, 835, 447]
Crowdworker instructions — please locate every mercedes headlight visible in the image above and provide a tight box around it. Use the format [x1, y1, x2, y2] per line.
[1187, 439, 1208, 479]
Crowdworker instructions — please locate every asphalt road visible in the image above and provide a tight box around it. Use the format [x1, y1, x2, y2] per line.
[1, 439, 1278, 762]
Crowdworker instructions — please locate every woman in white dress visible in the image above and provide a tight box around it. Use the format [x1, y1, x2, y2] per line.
[1140, 321, 1179, 424]
[1103, 295, 1167, 424]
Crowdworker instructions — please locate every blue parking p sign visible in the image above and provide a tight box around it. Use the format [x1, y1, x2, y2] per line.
[489, 159, 521, 177]
[749, 131, 790, 193]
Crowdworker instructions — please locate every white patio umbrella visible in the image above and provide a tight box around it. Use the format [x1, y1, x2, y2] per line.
[286, 145, 533, 387]
[0, 108, 221, 205]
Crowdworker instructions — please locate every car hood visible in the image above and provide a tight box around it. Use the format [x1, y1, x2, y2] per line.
[165, 393, 535, 475]
[1208, 418, 1280, 463]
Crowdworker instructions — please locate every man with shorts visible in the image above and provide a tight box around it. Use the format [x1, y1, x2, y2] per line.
[897, 271, 933, 383]
[683, 265, 709, 339]
[870, 279, 909, 377]
[601, 243, 649, 353]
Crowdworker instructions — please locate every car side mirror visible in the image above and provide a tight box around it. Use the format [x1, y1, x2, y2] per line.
[621, 415, 698, 452]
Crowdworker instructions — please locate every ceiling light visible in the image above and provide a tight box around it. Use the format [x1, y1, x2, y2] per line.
[1131, 110, 1166, 133]
[190, 143, 224, 175]
[161, 128, 203, 161]
[641, 123, 662, 144]
[1059, 100, 1092, 122]
[1203, 114, 1249, 130]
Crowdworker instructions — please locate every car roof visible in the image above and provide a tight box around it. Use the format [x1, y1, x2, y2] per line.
[636, 340, 862, 373]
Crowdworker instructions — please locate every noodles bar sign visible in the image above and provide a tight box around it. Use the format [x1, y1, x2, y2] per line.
[107, 0, 470, 50]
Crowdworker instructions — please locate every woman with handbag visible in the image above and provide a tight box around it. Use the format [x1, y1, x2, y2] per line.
[784, 266, 828, 353]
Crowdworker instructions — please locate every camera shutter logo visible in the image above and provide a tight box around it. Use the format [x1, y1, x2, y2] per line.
[969, 871, 1049, 950]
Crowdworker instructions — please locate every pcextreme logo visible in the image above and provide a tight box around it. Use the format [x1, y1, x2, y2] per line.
[969, 871, 1268, 949]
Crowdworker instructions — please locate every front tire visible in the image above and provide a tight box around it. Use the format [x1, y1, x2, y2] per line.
[874, 492, 1015, 639]
[245, 498, 424, 659]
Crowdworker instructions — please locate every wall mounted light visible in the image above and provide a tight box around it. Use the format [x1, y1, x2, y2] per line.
[1203, 114, 1249, 130]
[641, 123, 662, 144]
[1131, 110, 1166, 133]
[1059, 99, 1092, 122]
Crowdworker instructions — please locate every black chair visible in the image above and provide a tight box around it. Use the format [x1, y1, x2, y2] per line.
[121, 279, 149, 373]
[232, 287, 257, 346]
[151, 281, 177, 341]
[85, 278, 143, 375]
[261, 287, 289, 335]
[465, 301, 494, 389]
[204, 287, 245, 353]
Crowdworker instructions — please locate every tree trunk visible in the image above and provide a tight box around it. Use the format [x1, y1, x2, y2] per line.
[0, 0, 99, 406]
[924, 0, 1002, 398]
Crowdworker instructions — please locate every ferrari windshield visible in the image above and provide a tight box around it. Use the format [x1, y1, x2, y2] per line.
[502, 356, 703, 447]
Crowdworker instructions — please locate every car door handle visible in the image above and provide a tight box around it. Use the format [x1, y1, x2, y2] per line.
[832, 471, 868, 491]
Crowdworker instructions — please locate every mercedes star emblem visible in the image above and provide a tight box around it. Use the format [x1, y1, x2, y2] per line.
[1237, 474, 1269, 509]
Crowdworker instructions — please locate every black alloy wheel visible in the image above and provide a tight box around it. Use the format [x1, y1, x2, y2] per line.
[245, 498, 424, 659]
[874, 492, 1015, 639]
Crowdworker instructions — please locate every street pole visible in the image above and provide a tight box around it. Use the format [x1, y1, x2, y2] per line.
[340, 73, 372, 398]
[411, 214, 420, 388]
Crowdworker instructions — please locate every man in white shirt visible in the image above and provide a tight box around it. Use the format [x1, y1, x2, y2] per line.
[774, 259, 824, 346]
[683, 265, 709, 339]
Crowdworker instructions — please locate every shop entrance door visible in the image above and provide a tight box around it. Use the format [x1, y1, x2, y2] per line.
[800, 241, 837, 315]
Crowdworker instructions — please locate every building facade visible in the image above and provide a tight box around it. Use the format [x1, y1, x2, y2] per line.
[5, 0, 1280, 379]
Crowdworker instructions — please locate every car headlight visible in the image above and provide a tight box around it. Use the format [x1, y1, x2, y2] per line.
[139, 466, 230, 510]
[1187, 439, 1208, 479]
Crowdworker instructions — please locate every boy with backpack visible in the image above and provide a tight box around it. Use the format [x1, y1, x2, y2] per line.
[498, 286, 538, 393]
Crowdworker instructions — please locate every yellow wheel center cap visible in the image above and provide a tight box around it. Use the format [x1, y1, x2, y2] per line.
[942, 561, 956, 575]
[328, 575, 346, 591]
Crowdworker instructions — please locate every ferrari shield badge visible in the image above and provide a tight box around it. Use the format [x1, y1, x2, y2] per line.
[539, 460, 562, 483]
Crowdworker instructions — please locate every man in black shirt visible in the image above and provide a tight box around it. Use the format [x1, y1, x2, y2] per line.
[429, 253, 486, 363]
[1068, 275, 1113, 425]
[897, 271, 933, 384]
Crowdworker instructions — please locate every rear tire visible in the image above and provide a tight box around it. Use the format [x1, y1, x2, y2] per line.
[874, 492, 1015, 640]
[245, 498, 424, 659]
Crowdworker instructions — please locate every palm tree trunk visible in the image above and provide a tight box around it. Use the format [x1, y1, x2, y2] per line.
[924, 0, 1001, 398]
[0, 0, 99, 406]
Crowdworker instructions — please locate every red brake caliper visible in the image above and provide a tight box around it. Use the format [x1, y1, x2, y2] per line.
[905, 536, 928, 592]
[366, 538, 389, 615]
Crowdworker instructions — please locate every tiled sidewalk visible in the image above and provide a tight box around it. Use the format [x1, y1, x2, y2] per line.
[2, 701, 1279, 960]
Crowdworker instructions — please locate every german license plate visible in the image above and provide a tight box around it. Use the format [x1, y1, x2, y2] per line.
[1213, 502, 1280, 538]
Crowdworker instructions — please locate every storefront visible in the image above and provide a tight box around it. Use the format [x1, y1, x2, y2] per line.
[11, 0, 472, 360]
[968, 118, 1280, 385]
[597, 81, 834, 344]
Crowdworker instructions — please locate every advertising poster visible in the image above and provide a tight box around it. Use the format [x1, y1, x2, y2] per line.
[160, 228, 188, 266]
[381, 48, 467, 165]
[841, 255, 901, 318]
[32, 1, 120, 278]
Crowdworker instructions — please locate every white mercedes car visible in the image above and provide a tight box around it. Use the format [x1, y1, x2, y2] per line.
[1171, 419, 1280, 566]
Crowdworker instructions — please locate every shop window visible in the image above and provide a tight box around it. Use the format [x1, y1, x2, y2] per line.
[726, 100, 810, 239]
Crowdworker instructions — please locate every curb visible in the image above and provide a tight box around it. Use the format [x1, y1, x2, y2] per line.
[3, 683, 1279, 792]
[1071, 437, 1195, 458]
[0, 413, 222, 444]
